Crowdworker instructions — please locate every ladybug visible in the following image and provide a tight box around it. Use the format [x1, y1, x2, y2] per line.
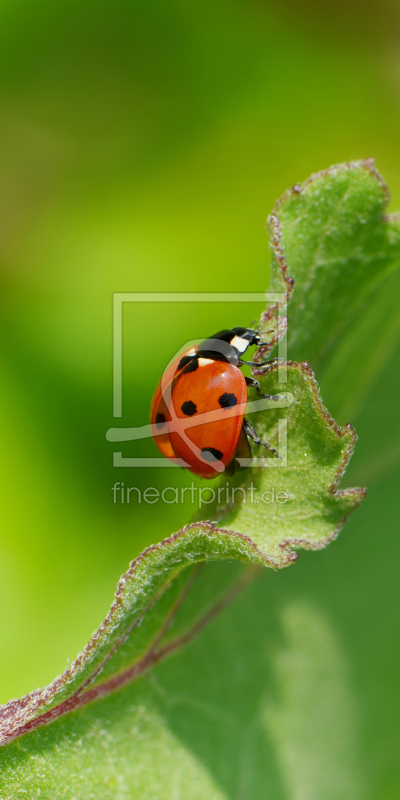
[150, 327, 278, 479]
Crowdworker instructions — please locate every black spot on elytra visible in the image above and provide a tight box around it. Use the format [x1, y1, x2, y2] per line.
[181, 400, 197, 416]
[182, 357, 199, 374]
[218, 392, 238, 408]
[155, 412, 166, 429]
[201, 447, 223, 462]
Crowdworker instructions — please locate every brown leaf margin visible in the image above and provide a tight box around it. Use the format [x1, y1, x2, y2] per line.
[0, 525, 291, 747]
[252, 360, 367, 551]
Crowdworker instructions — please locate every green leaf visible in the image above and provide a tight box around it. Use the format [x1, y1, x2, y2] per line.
[4, 159, 398, 797]
[259, 159, 400, 362]
[0, 360, 363, 742]
[317, 266, 400, 424]
[0, 574, 366, 800]
[204, 362, 364, 555]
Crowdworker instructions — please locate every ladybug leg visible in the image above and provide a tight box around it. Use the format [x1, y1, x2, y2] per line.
[245, 376, 274, 399]
[243, 418, 278, 457]
[228, 425, 252, 475]
[239, 357, 283, 368]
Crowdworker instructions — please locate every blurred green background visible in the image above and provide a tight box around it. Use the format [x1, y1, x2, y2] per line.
[1, 0, 400, 796]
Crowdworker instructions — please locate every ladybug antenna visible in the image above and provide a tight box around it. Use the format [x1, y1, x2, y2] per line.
[257, 329, 275, 346]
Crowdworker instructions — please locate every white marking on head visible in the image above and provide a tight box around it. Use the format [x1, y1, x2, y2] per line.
[231, 335, 249, 354]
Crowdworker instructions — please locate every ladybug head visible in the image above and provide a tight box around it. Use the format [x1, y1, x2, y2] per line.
[197, 327, 262, 365]
[230, 327, 262, 352]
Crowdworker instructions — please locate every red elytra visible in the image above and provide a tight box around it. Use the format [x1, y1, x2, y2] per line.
[150, 327, 275, 479]
[149, 345, 196, 463]
[172, 359, 247, 478]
